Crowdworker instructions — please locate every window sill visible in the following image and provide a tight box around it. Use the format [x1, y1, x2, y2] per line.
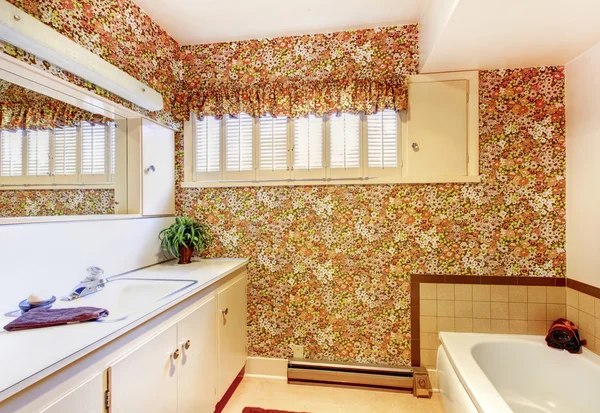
[0, 184, 115, 191]
[181, 175, 481, 189]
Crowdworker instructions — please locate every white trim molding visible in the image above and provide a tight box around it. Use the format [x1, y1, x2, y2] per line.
[0, 0, 163, 111]
[245, 357, 288, 380]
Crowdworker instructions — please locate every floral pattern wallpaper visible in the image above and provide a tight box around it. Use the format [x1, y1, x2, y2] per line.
[0, 189, 114, 217]
[181, 25, 418, 117]
[177, 67, 566, 365]
[0, 80, 110, 130]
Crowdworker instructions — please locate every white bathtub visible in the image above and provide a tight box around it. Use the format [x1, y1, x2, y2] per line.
[437, 332, 600, 413]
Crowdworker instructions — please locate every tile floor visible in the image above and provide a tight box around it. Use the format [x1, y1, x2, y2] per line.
[222, 378, 444, 413]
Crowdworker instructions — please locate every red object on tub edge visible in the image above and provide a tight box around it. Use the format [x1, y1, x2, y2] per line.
[545, 318, 585, 354]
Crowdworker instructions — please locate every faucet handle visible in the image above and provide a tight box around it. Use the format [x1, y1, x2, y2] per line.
[85, 266, 104, 281]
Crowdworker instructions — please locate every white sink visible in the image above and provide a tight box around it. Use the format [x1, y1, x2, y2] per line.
[54, 277, 198, 321]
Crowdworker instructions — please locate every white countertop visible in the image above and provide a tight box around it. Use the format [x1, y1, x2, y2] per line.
[0, 258, 248, 403]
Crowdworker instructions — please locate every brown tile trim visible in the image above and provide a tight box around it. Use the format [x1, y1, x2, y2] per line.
[410, 282, 421, 367]
[567, 279, 600, 300]
[410, 274, 564, 286]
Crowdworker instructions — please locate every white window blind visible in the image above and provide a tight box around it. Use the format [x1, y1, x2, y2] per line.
[195, 116, 221, 174]
[225, 113, 253, 173]
[259, 115, 288, 172]
[0, 130, 23, 177]
[26, 130, 51, 176]
[81, 121, 106, 175]
[329, 113, 360, 171]
[54, 126, 78, 176]
[367, 110, 398, 169]
[294, 115, 323, 171]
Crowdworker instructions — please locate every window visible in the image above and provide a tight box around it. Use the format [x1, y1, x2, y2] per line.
[54, 126, 78, 178]
[258, 115, 288, 179]
[224, 113, 253, 180]
[367, 109, 398, 177]
[293, 115, 324, 179]
[194, 115, 221, 182]
[1, 130, 24, 178]
[329, 113, 361, 178]
[185, 111, 401, 186]
[0, 122, 115, 186]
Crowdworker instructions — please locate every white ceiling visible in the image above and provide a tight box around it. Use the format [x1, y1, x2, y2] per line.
[133, 0, 426, 45]
[419, 0, 600, 73]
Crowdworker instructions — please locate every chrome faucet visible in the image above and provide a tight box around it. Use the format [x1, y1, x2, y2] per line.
[62, 267, 108, 301]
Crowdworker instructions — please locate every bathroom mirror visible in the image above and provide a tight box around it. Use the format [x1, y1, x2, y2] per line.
[0, 70, 128, 218]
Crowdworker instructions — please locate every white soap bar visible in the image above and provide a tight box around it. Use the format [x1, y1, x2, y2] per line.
[27, 293, 51, 305]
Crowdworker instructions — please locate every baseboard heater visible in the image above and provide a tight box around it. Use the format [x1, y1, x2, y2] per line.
[287, 359, 431, 397]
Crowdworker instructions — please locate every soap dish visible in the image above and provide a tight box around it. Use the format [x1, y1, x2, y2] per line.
[18, 296, 56, 313]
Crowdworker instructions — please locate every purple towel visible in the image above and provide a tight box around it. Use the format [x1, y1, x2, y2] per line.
[3, 307, 109, 332]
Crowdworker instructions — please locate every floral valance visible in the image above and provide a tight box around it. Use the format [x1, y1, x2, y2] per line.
[187, 78, 409, 118]
[0, 80, 111, 131]
[181, 25, 418, 119]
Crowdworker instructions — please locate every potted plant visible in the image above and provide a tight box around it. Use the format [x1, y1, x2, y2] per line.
[159, 216, 212, 264]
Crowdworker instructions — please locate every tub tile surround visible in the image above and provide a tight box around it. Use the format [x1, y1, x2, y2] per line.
[565, 281, 600, 354]
[414, 278, 567, 368]
[416, 276, 600, 369]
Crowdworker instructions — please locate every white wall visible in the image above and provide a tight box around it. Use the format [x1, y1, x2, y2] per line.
[0, 216, 174, 310]
[566, 41, 600, 288]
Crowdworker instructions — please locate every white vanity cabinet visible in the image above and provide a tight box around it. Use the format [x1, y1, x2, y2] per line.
[38, 375, 104, 413]
[108, 272, 245, 413]
[0, 265, 248, 413]
[177, 296, 218, 413]
[109, 298, 218, 413]
[110, 324, 179, 413]
[217, 276, 248, 399]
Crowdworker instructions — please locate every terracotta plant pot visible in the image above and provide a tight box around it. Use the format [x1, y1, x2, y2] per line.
[178, 245, 194, 264]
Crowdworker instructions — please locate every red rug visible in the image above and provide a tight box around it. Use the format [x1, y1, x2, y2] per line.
[242, 408, 309, 413]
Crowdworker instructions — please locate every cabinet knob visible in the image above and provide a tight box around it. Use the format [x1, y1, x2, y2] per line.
[172, 349, 180, 360]
[220, 308, 229, 315]
[145, 165, 156, 173]
[412, 142, 419, 151]
[184, 340, 191, 350]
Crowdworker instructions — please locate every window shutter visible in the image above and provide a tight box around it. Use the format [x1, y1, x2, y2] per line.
[258, 115, 288, 179]
[54, 126, 78, 177]
[0, 130, 24, 177]
[81, 121, 107, 177]
[224, 113, 254, 180]
[195, 116, 221, 178]
[26, 130, 51, 177]
[293, 115, 324, 179]
[329, 113, 361, 178]
[367, 110, 398, 174]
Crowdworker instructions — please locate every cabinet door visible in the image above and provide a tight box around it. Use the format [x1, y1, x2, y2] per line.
[109, 325, 178, 413]
[142, 119, 175, 216]
[39, 374, 103, 413]
[406, 80, 468, 177]
[178, 296, 218, 413]
[217, 275, 247, 398]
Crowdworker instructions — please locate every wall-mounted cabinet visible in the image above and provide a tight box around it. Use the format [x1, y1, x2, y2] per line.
[129, 118, 176, 216]
[402, 71, 479, 183]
